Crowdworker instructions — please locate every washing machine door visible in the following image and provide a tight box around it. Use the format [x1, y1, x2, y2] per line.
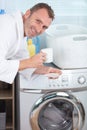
[30, 92, 85, 130]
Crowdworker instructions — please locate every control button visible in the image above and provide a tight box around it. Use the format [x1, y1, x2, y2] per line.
[78, 76, 86, 84]
[62, 75, 68, 82]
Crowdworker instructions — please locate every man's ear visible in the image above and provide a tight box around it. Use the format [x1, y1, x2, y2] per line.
[24, 9, 31, 19]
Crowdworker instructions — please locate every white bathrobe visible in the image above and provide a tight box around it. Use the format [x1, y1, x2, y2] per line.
[0, 11, 35, 83]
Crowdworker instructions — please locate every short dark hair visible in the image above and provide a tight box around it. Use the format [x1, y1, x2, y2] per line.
[30, 3, 55, 20]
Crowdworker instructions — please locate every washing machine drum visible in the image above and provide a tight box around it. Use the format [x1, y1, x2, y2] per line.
[38, 100, 73, 130]
[30, 92, 85, 130]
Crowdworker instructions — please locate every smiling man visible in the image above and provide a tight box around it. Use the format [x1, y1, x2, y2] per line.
[0, 3, 62, 83]
[23, 8, 52, 37]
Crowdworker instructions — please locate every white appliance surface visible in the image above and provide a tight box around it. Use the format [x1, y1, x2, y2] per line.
[45, 24, 87, 69]
[16, 67, 87, 130]
[19, 89, 87, 130]
[20, 91, 87, 130]
[20, 68, 87, 91]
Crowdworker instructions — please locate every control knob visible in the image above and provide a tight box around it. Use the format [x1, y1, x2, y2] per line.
[78, 76, 86, 84]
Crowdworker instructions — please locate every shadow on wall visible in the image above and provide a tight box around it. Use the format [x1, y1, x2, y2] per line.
[39, 33, 47, 50]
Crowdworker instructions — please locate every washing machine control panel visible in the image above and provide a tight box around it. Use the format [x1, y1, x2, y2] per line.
[48, 69, 87, 90]
[19, 68, 87, 91]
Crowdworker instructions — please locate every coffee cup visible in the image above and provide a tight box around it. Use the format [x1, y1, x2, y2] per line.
[41, 48, 53, 63]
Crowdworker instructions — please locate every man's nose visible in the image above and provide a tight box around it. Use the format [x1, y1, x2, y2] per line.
[37, 25, 44, 34]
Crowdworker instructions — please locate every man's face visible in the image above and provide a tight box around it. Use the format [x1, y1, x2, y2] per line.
[24, 8, 52, 38]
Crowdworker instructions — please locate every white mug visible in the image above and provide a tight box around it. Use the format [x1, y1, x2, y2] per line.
[41, 48, 53, 63]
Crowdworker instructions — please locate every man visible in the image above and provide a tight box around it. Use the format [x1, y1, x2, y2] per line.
[0, 3, 62, 83]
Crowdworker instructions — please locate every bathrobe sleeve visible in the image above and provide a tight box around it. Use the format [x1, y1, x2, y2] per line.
[0, 13, 20, 84]
[0, 12, 36, 83]
[0, 27, 19, 83]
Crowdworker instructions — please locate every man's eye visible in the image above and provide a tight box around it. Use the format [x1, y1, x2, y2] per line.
[43, 26, 48, 30]
[36, 19, 41, 24]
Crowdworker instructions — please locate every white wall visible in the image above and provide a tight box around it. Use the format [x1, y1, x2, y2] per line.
[0, 0, 60, 14]
[0, 0, 86, 28]
[1, 0, 87, 15]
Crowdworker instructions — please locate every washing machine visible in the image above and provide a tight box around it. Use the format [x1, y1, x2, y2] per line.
[15, 68, 87, 130]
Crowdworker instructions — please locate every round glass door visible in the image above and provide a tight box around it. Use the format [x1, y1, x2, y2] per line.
[38, 99, 73, 130]
[30, 92, 85, 130]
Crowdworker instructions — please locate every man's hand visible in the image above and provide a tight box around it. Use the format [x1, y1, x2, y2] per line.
[34, 65, 62, 78]
[19, 52, 46, 70]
